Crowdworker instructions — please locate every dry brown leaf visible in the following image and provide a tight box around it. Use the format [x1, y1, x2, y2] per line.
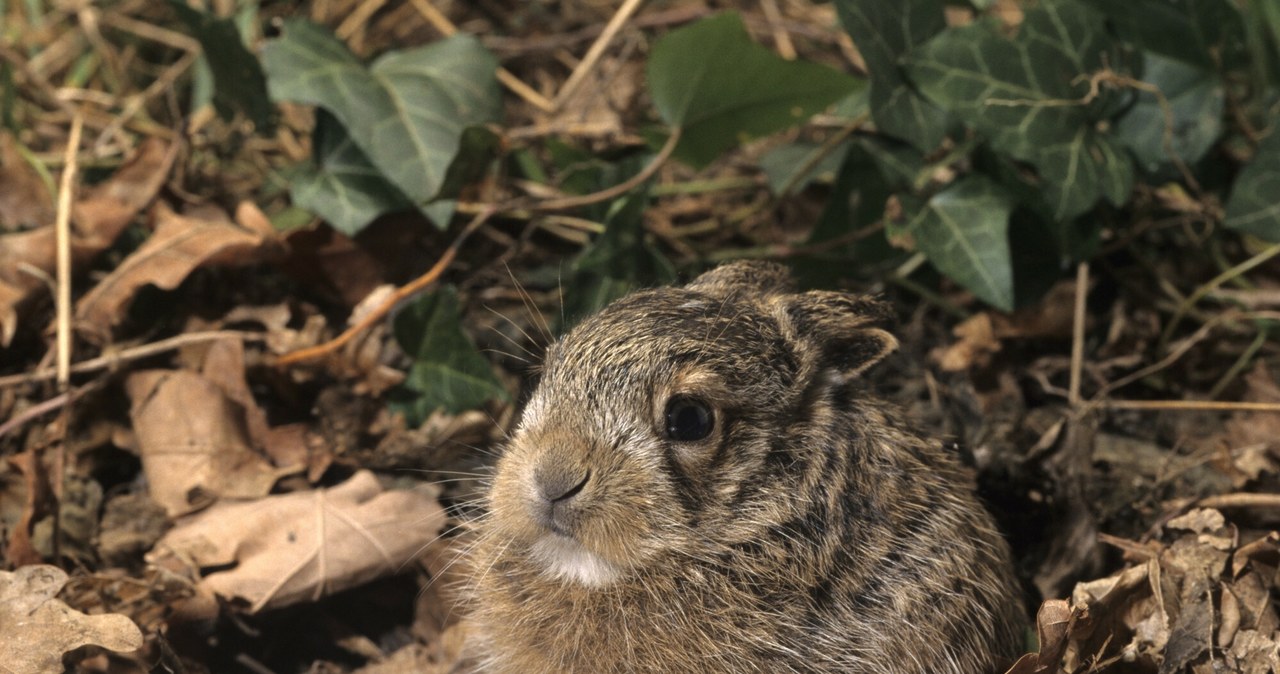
[0, 132, 54, 230]
[933, 312, 1000, 371]
[125, 368, 288, 516]
[148, 470, 445, 613]
[1003, 599, 1077, 674]
[933, 281, 1078, 372]
[76, 201, 281, 339]
[0, 564, 143, 673]
[4, 450, 52, 567]
[0, 138, 176, 345]
[1221, 362, 1280, 485]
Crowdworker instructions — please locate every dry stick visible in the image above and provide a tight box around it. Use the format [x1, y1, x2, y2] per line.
[1068, 261, 1088, 408]
[758, 0, 796, 59]
[407, 0, 555, 113]
[1159, 240, 1280, 350]
[1196, 493, 1280, 509]
[1102, 400, 1280, 413]
[0, 330, 265, 389]
[275, 208, 497, 366]
[0, 391, 74, 440]
[55, 115, 83, 390]
[530, 127, 681, 212]
[552, 0, 647, 111]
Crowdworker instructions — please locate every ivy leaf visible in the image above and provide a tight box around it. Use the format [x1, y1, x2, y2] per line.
[1224, 132, 1280, 241]
[291, 111, 413, 236]
[262, 20, 501, 226]
[1081, 0, 1248, 72]
[833, 0, 951, 151]
[906, 0, 1133, 221]
[392, 287, 507, 424]
[563, 180, 674, 327]
[895, 177, 1015, 310]
[1114, 52, 1224, 173]
[170, 1, 275, 133]
[647, 12, 861, 167]
[759, 141, 850, 196]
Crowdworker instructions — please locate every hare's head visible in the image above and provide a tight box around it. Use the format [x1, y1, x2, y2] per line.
[483, 261, 897, 587]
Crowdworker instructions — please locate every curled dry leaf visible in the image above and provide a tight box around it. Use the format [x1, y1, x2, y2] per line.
[1003, 599, 1078, 674]
[125, 368, 288, 516]
[0, 138, 176, 346]
[76, 201, 281, 340]
[0, 131, 54, 230]
[1057, 510, 1280, 672]
[0, 564, 143, 673]
[148, 470, 445, 613]
[933, 279, 1079, 371]
[1221, 362, 1280, 485]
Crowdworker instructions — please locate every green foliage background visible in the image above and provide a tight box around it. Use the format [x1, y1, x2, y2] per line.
[177, 0, 1280, 421]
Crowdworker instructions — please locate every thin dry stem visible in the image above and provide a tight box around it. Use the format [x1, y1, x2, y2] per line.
[0, 331, 266, 389]
[407, 0, 555, 112]
[1068, 261, 1088, 408]
[275, 208, 497, 366]
[55, 115, 84, 390]
[552, 0, 647, 110]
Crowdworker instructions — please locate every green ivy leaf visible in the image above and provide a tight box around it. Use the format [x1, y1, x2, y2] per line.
[1225, 132, 1280, 241]
[1081, 0, 1248, 72]
[1114, 53, 1224, 173]
[392, 287, 508, 423]
[896, 177, 1015, 310]
[562, 178, 675, 327]
[833, 0, 951, 151]
[759, 141, 849, 196]
[170, 1, 275, 133]
[262, 20, 501, 227]
[906, 0, 1133, 221]
[647, 12, 861, 167]
[290, 111, 413, 236]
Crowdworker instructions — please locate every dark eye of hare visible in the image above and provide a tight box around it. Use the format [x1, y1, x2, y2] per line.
[664, 396, 714, 442]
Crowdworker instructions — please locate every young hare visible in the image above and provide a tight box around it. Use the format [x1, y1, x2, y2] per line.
[466, 261, 1025, 673]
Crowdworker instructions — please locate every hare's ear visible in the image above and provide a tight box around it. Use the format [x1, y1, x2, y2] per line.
[686, 260, 796, 297]
[774, 290, 898, 378]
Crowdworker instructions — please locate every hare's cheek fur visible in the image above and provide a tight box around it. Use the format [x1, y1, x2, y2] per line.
[487, 424, 674, 587]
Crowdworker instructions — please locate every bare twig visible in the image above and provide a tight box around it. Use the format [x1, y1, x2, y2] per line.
[1102, 400, 1280, 413]
[1068, 261, 1088, 408]
[407, 0, 555, 113]
[552, 0, 647, 110]
[0, 331, 265, 389]
[1159, 241, 1280, 350]
[1196, 493, 1280, 509]
[275, 208, 498, 366]
[0, 391, 73, 440]
[758, 0, 796, 59]
[529, 128, 681, 211]
[55, 115, 83, 390]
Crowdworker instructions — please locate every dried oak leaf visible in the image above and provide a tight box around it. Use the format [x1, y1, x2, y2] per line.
[148, 470, 444, 613]
[0, 565, 143, 673]
[125, 368, 288, 516]
[1003, 599, 1078, 674]
[933, 280, 1079, 371]
[76, 201, 280, 340]
[1221, 362, 1280, 485]
[0, 131, 54, 230]
[0, 138, 176, 346]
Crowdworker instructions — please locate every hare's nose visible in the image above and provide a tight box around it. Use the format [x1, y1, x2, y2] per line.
[535, 467, 590, 503]
[531, 467, 590, 535]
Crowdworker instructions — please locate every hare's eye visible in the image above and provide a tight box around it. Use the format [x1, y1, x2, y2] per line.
[664, 396, 714, 442]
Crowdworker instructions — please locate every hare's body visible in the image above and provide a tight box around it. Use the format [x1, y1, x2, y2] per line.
[468, 262, 1025, 673]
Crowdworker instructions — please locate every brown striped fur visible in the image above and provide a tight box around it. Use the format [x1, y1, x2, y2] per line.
[465, 261, 1025, 673]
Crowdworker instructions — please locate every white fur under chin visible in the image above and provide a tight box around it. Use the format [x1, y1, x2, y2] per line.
[531, 535, 621, 587]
